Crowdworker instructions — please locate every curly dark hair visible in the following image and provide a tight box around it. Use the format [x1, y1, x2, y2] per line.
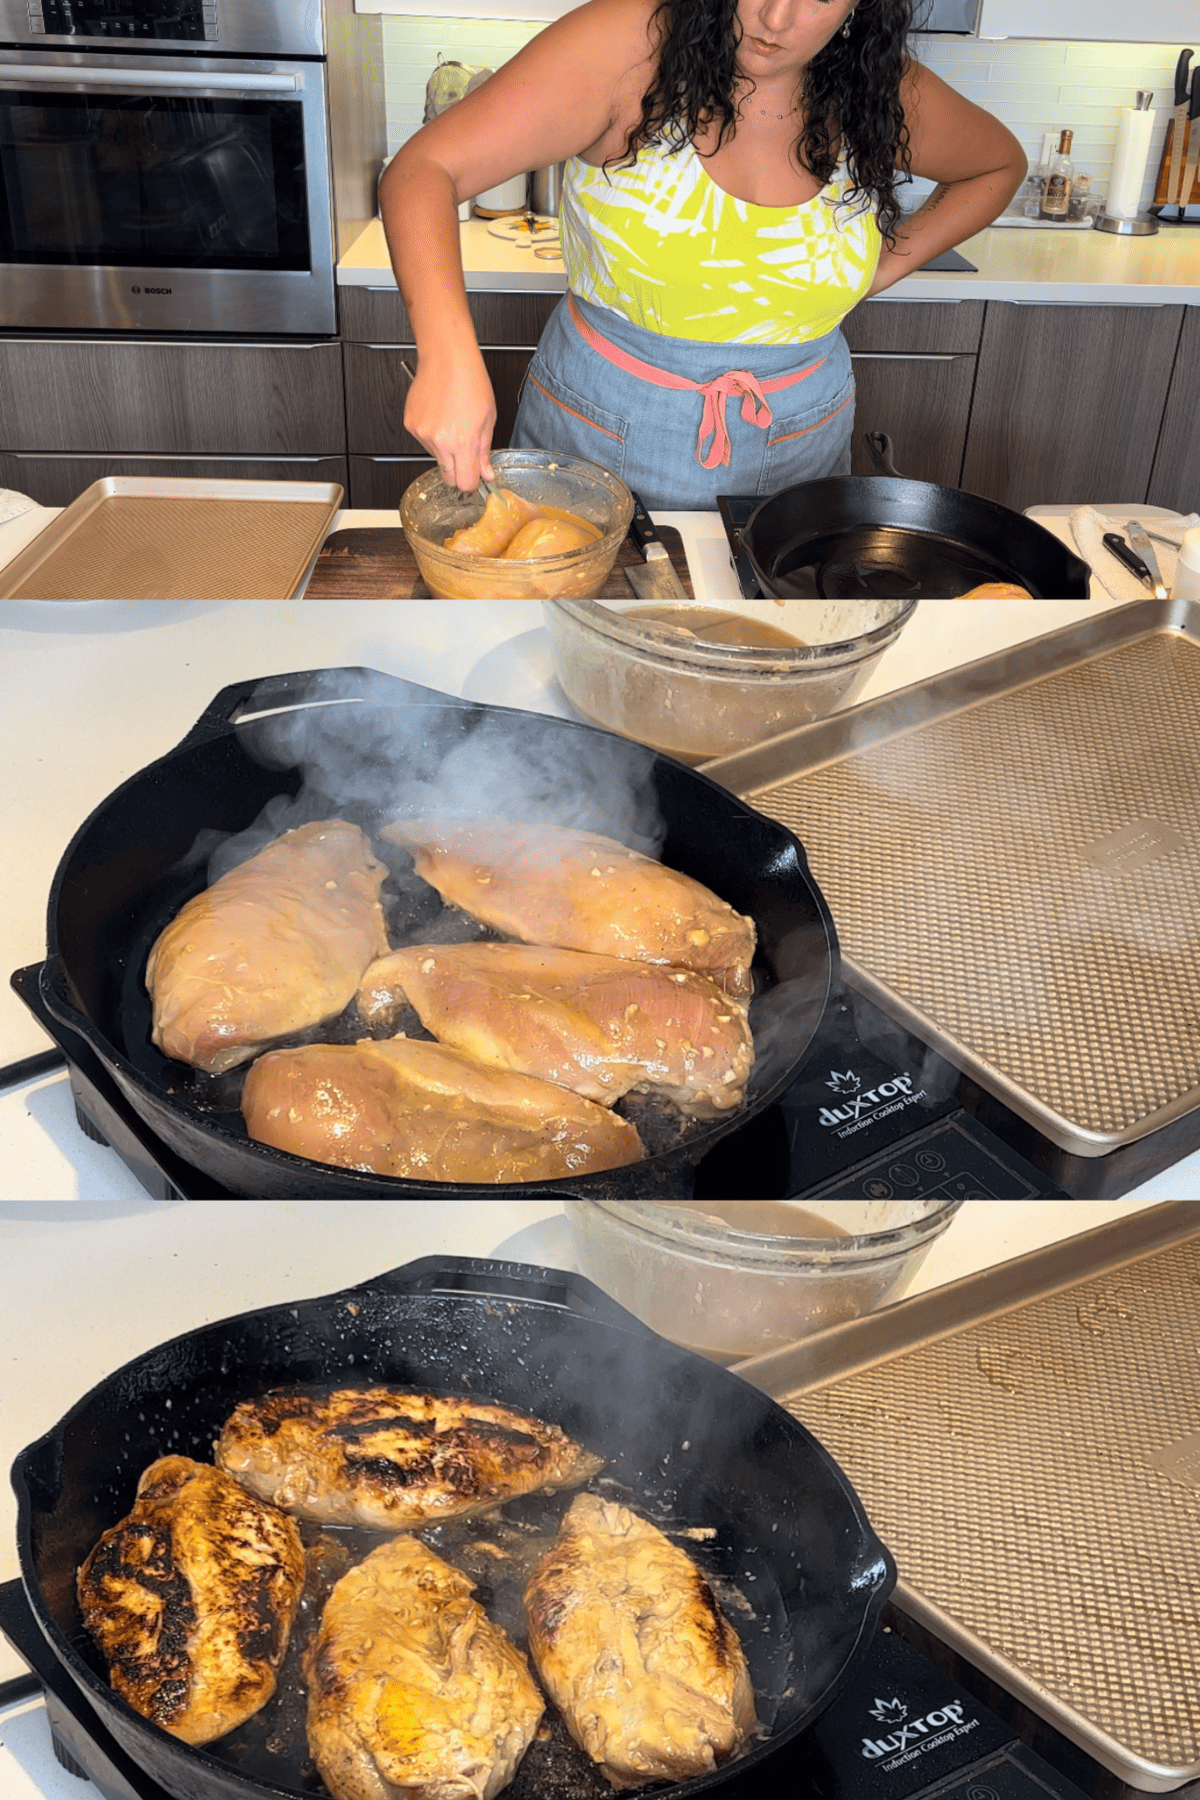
[616, 0, 916, 244]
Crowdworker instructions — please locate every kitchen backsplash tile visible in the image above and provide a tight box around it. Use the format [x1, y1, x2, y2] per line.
[382, 21, 1182, 215]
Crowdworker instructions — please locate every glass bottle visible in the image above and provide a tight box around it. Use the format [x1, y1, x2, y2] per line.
[1040, 130, 1074, 222]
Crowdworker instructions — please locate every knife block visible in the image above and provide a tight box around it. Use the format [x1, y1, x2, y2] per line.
[1150, 118, 1200, 215]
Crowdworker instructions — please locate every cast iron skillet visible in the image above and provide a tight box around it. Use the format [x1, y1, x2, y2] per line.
[742, 433, 1092, 598]
[34, 667, 838, 1199]
[12, 1255, 897, 1800]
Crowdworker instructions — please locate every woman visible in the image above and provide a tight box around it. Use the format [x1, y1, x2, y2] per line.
[379, 0, 1024, 512]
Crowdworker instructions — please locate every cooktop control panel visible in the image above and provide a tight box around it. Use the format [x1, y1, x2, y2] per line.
[29, 0, 214, 37]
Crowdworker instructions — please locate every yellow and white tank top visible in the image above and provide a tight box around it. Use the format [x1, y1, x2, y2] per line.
[559, 137, 882, 346]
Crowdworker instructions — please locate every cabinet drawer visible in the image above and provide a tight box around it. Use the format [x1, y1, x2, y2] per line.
[0, 453, 349, 510]
[340, 285, 561, 346]
[850, 352, 976, 487]
[0, 339, 346, 456]
[842, 300, 985, 355]
[348, 456, 437, 508]
[345, 343, 534, 453]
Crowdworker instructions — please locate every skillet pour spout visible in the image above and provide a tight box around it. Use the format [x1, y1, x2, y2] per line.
[35, 667, 838, 1198]
[12, 1254, 897, 1800]
[744, 432, 1092, 598]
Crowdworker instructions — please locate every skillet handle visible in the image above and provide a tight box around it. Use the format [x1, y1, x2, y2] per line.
[862, 431, 903, 478]
[172, 666, 470, 753]
[349, 1254, 664, 1342]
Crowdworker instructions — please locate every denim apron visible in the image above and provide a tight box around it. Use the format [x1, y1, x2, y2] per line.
[511, 291, 855, 514]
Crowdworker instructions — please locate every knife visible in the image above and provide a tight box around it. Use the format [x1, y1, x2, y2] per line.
[1125, 520, 1168, 597]
[1167, 49, 1193, 204]
[1178, 62, 1200, 209]
[1102, 532, 1158, 591]
[624, 489, 689, 598]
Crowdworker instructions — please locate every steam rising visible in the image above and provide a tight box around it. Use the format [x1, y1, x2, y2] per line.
[205, 669, 668, 883]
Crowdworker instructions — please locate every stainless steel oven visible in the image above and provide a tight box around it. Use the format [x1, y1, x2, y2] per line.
[0, 0, 336, 334]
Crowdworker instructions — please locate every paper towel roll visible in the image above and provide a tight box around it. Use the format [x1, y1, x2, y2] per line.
[1107, 106, 1156, 219]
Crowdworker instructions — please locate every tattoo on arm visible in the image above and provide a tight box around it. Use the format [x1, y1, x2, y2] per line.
[922, 183, 951, 212]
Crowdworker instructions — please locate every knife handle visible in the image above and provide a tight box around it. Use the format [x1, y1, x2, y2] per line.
[627, 489, 669, 560]
[1175, 48, 1193, 108]
[1103, 532, 1153, 588]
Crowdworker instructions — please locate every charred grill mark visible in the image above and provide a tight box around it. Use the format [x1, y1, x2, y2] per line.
[82, 1524, 197, 1726]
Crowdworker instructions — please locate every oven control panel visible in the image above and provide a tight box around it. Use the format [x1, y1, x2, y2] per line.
[27, 0, 216, 38]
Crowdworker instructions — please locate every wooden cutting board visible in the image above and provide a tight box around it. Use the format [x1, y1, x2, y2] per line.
[303, 526, 694, 599]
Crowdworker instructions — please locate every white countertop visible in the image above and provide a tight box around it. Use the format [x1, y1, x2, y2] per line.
[338, 215, 1200, 306]
[0, 1193, 1178, 1800]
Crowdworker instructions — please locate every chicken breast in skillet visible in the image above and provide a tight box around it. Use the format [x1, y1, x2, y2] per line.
[524, 1493, 756, 1790]
[76, 1456, 304, 1746]
[239, 1034, 643, 1184]
[305, 1535, 544, 1800]
[382, 820, 756, 999]
[356, 942, 754, 1116]
[216, 1387, 604, 1532]
[145, 819, 389, 1074]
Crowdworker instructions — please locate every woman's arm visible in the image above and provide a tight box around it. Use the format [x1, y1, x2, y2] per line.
[378, 0, 654, 491]
[868, 62, 1026, 296]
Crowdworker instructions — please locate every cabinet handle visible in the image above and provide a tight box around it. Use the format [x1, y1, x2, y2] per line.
[0, 61, 298, 92]
[849, 353, 967, 361]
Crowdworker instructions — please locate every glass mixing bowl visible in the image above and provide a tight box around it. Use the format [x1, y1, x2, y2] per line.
[401, 450, 633, 599]
[565, 1199, 962, 1364]
[544, 599, 918, 762]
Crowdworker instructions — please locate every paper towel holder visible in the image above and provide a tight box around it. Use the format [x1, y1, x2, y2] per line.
[1095, 90, 1160, 234]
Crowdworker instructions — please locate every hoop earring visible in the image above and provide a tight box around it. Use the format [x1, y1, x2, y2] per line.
[842, 9, 856, 35]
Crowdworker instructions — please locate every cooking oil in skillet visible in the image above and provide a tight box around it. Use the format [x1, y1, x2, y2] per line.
[625, 605, 805, 648]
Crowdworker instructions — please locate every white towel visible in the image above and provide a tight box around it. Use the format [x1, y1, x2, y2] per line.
[0, 488, 38, 525]
[1069, 506, 1190, 600]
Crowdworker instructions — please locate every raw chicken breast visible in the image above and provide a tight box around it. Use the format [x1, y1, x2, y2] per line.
[444, 487, 535, 556]
[145, 819, 389, 1074]
[381, 820, 756, 998]
[357, 941, 754, 1116]
[240, 1034, 642, 1183]
[524, 1493, 756, 1790]
[306, 1536, 544, 1800]
[76, 1456, 304, 1747]
[502, 517, 598, 558]
[216, 1387, 604, 1531]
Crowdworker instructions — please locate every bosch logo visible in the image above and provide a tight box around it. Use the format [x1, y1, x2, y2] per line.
[131, 285, 140, 294]
[132, 285, 173, 296]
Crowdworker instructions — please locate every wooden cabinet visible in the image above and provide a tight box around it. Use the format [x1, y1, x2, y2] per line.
[960, 304, 1185, 512]
[339, 286, 557, 505]
[842, 300, 984, 487]
[1147, 307, 1200, 517]
[0, 339, 345, 457]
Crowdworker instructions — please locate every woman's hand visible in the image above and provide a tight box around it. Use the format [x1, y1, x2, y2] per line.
[403, 349, 497, 492]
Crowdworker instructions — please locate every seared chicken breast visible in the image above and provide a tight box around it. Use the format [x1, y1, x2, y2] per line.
[524, 1493, 756, 1790]
[145, 819, 389, 1073]
[240, 1034, 642, 1183]
[382, 820, 756, 998]
[216, 1387, 604, 1531]
[76, 1455, 304, 1746]
[305, 1535, 544, 1800]
[356, 942, 754, 1116]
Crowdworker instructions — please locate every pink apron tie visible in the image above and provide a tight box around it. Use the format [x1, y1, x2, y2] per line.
[566, 292, 826, 469]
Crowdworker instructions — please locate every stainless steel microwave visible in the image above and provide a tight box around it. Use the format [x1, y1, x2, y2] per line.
[0, 0, 336, 335]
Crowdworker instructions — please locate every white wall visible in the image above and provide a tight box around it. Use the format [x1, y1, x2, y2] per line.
[381, 21, 1182, 215]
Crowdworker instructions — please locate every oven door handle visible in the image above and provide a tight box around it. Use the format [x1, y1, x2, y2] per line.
[0, 62, 299, 92]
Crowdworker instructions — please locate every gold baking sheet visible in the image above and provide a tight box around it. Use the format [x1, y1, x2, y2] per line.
[0, 477, 343, 600]
[704, 601, 1200, 1158]
[735, 1202, 1200, 1792]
